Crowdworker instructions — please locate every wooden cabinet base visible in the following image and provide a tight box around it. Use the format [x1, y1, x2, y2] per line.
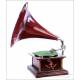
[27, 65, 68, 78]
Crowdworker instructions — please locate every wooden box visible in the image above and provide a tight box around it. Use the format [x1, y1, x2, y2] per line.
[28, 56, 68, 78]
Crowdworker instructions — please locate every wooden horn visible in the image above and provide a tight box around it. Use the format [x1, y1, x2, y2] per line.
[11, 3, 59, 47]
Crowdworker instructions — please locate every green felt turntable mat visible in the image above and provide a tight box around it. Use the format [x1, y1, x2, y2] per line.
[33, 50, 58, 57]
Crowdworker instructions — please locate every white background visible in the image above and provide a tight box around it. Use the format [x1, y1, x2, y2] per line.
[7, 0, 73, 79]
[0, 0, 80, 80]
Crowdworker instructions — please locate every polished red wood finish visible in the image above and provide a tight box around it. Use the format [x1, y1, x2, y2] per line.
[11, 3, 58, 46]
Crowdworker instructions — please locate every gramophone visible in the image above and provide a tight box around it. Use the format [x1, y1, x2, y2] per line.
[11, 2, 68, 78]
